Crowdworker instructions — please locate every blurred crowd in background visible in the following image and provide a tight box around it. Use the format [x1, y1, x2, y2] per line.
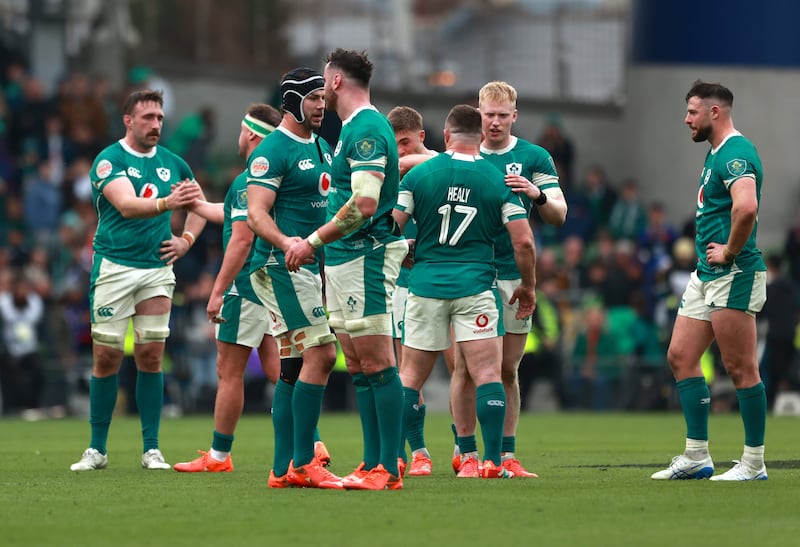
[2, 60, 800, 421]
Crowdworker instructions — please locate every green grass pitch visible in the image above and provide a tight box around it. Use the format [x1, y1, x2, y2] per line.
[2, 412, 798, 547]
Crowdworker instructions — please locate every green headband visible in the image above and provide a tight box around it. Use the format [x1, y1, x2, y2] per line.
[243, 114, 275, 138]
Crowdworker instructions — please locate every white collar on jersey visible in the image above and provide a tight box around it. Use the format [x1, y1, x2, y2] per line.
[480, 136, 517, 155]
[119, 138, 157, 158]
[710, 130, 743, 155]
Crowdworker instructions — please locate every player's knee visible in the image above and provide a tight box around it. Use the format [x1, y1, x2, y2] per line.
[91, 318, 128, 351]
[279, 357, 303, 385]
[132, 313, 170, 344]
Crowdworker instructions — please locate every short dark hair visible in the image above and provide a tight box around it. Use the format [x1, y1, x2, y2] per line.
[387, 106, 424, 133]
[686, 80, 733, 107]
[326, 48, 373, 88]
[445, 104, 482, 136]
[123, 89, 164, 115]
[247, 103, 282, 127]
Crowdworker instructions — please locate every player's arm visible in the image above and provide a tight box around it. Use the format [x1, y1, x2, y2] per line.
[103, 177, 200, 219]
[314, 169, 383, 244]
[400, 153, 435, 177]
[284, 169, 384, 272]
[505, 175, 567, 226]
[187, 199, 224, 225]
[706, 176, 758, 266]
[208, 219, 254, 322]
[506, 216, 537, 319]
[246, 184, 299, 252]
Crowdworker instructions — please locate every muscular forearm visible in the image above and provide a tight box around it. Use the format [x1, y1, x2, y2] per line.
[183, 211, 207, 241]
[726, 203, 757, 255]
[189, 200, 225, 225]
[248, 212, 293, 252]
[536, 191, 568, 226]
[514, 243, 537, 288]
[211, 237, 252, 298]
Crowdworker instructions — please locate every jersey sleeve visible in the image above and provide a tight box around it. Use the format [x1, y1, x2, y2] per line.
[501, 189, 527, 224]
[246, 136, 286, 192]
[90, 146, 129, 192]
[347, 121, 390, 175]
[229, 173, 249, 222]
[528, 145, 560, 190]
[719, 141, 759, 191]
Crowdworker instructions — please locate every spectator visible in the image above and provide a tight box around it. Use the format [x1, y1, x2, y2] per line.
[0, 270, 45, 417]
[608, 178, 647, 241]
[759, 254, 799, 409]
[581, 164, 617, 233]
[537, 114, 575, 192]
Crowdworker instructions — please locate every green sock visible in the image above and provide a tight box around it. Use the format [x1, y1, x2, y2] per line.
[676, 377, 710, 441]
[353, 372, 380, 469]
[401, 387, 420, 459]
[271, 380, 294, 476]
[457, 435, 478, 455]
[89, 374, 118, 455]
[313, 427, 322, 444]
[737, 382, 767, 447]
[292, 380, 326, 467]
[136, 371, 163, 452]
[502, 436, 515, 454]
[476, 382, 506, 466]
[408, 402, 427, 452]
[451, 423, 458, 445]
[367, 366, 403, 476]
[211, 431, 234, 453]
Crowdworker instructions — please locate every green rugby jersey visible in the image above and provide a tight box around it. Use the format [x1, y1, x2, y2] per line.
[694, 132, 765, 280]
[396, 151, 527, 299]
[223, 170, 260, 303]
[480, 136, 559, 280]
[90, 140, 195, 268]
[325, 106, 403, 265]
[246, 126, 331, 274]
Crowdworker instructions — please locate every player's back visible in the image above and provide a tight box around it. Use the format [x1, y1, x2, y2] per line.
[400, 151, 522, 299]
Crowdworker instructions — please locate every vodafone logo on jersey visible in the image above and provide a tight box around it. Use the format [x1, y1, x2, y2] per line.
[96, 159, 113, 179]
[319, 172, 331, 196]
[140, 183, 159, 199]
[250, 156, 269, 178]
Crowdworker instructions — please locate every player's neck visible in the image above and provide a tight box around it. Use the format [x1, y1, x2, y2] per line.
[281, 117, 313, 140]
[709, 121, 736, 149]
[446, 142, 480, 156]
[336, 89, 371, 121]
[483, 135, 513, 151]
[123, 135, 155, 155]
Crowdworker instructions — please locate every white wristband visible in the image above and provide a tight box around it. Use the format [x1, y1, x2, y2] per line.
[307, 230, 324, 249]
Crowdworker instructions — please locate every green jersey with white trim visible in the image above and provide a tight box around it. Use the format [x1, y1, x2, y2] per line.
[247, 126, 331, 274]
[222, 170, 260, 303]
[325, 106, 403, 265]
[396, 151, 527, 299]
[480, 136, 559, 280]
[90, 140, 194, 268]
[695, 132, 765, 280]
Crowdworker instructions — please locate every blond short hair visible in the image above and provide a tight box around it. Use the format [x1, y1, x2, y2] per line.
[478, 81, 517, 108]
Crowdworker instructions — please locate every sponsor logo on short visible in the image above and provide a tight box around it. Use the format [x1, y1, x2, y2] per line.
[473, 327, 495, 334]
[475, 314, 489, 327]
[127, 166, 142, 178]
[96, 306, 115, 317]
[311, 307, 326, 318]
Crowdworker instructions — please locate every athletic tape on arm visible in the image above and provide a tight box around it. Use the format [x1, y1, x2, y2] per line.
[333, 171, 383, 235]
